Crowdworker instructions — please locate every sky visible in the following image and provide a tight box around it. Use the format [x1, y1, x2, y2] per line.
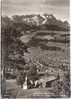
[2, 0, 70, 21]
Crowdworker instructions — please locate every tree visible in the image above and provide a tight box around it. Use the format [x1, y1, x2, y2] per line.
[16, 71, 26, 87]
[1, 16, 28, 77]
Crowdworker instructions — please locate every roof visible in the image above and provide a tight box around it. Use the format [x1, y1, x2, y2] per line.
[39, 76, 57, 82]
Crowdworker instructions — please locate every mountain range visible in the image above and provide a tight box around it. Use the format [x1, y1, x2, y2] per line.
[11, 14, 70, 31]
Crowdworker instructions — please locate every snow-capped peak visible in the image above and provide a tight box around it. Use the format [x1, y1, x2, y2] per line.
[21, 14, 69, 29]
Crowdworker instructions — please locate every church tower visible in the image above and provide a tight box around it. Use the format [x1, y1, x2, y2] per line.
[23, 76, 28, 90]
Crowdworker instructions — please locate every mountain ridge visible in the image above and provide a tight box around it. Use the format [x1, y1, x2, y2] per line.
[2, 14, 70, 31]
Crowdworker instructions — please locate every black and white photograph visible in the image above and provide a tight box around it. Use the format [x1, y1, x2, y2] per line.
[1, 0, 70, 98]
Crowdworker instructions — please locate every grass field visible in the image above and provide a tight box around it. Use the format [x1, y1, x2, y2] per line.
[26, 30, 69, 66]
[5, 30, 70, 98]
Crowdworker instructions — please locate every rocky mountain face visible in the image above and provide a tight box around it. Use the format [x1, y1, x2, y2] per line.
[11, 14, 70, 31]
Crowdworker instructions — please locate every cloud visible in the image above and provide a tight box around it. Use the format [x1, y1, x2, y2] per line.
[44, 0, 69, 7]
[2, 0, 69, 6]
[2, 0, 69, 21]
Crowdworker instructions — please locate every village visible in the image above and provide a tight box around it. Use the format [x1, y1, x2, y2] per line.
[4, 56, 62, 90]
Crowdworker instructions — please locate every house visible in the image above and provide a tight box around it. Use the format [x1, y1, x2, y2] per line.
[34, 75, 57, 88]
[22, 71, 57, 89]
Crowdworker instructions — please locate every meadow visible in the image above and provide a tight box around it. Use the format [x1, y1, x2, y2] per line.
[5, 30, 70, 98]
